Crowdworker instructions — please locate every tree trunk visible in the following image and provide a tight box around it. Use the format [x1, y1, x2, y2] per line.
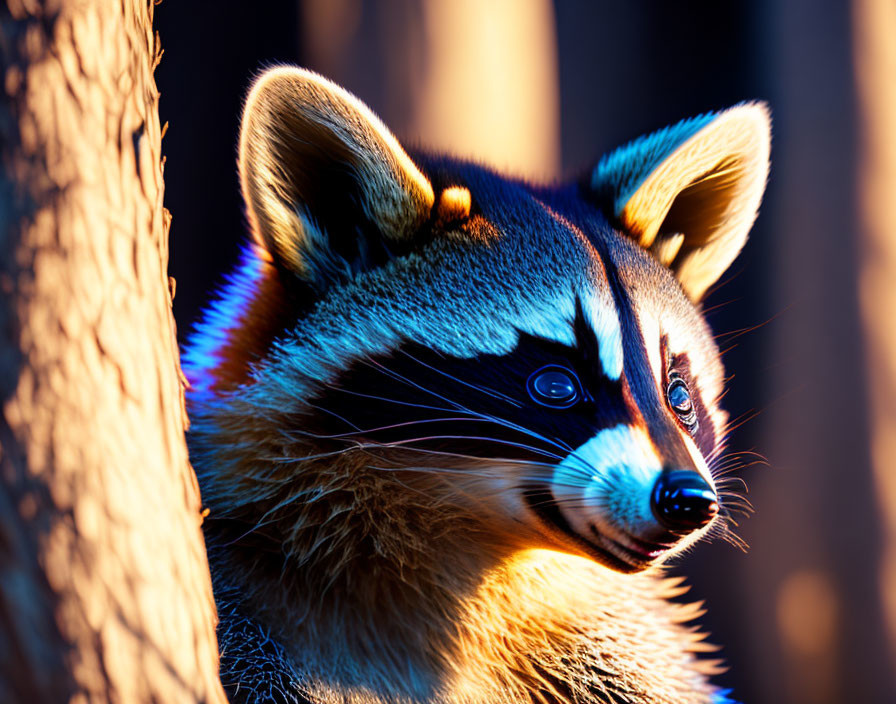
[0, 1, 226, 702]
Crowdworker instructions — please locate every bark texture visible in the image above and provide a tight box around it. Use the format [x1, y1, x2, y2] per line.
[0, 1, 225, 702]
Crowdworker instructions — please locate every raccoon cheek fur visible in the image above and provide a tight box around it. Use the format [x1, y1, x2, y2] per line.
[184, 66, 769, 704]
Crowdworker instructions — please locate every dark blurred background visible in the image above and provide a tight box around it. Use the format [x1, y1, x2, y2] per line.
[155, 2, 896, 702]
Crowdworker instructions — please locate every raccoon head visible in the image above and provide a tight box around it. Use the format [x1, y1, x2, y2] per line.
[187, 67, 769, 578]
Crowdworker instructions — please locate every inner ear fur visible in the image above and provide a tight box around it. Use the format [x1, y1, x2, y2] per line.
[592, 104, 771, 301]
[238, 67, 435, 285]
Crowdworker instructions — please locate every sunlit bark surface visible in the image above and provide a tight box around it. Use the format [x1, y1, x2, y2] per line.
[0, 1, 225, 701]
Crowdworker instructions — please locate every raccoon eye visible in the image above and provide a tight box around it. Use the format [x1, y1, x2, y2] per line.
[527, 365, 581, 408]
[666, 374, 698, 433]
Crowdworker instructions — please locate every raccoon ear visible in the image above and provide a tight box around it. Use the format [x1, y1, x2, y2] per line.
[591, 104, 770, 301]
[238, 67, 435, 287]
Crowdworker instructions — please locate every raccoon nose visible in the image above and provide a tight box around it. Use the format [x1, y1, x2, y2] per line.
[650, 470, 719, 533]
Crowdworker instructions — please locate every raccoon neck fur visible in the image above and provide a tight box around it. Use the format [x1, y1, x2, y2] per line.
[204, 446, 721, 704]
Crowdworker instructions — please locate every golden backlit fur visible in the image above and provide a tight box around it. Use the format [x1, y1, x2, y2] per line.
[592, 103, 770, 301]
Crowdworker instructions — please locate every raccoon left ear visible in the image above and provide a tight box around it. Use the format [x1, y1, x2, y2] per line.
[238, 67, 435, 288]
[591, 104, 770, 301]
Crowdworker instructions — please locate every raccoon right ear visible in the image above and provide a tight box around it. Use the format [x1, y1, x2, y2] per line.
[238, 67, 435, 287]
[590, 104, 770, 301]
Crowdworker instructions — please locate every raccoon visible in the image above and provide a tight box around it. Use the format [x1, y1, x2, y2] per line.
[184, 67, 769, 704]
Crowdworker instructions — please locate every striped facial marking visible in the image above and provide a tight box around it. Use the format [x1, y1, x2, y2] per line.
[511, 227, 724, 571]
[296, 298, 631, 471]
[586, 236, 711, 483]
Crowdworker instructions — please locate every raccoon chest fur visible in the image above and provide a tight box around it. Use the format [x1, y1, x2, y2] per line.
[215, 544, 719, 704]
[185, 67, 769, 704]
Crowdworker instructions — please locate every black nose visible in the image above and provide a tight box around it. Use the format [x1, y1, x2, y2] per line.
[651, 470, 719, 533]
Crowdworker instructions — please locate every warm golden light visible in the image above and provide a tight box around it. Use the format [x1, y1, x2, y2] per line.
[301, 0, 560, 181]
[413, 0, 560, 180]
[777, 569, 839, 703]
[855, 0, 896, 679]
[777, 569, 838, 657]
[436, 185, 472, 224]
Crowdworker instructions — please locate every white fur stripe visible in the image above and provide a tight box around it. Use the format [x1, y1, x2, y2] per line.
[552, 425, 662, 536]
[581, 289, 623, 380]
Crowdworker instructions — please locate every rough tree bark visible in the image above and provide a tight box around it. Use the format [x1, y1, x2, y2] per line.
[0, 1, 226, 702]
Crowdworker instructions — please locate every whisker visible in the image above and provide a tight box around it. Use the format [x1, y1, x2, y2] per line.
[314, 360, 591, 476]
[716, 477, 750, 496]
[359, 359, 469, 413]
[305, 401, 362, 433]
[284, 416, 485, 441]
[375, 434, 566, 462]
[366, 461, 594, 491]
[474, 408, 575, 455]
[362, 361, 574, 456]
[398, 349, 524, 408]
[327, 387, 461, 416]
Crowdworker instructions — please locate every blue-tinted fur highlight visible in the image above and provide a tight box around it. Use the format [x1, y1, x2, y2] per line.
[182, 244, 266, 397]
[591, 110, 717, 217]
